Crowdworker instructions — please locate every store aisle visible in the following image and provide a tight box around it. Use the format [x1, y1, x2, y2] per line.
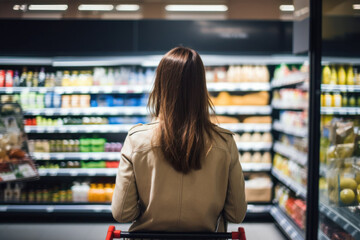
[0, 223, 286, 240]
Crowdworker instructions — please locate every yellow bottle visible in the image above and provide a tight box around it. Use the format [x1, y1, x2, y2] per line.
[62, 71, 71, 87]
[338, 66, 346, 85]
[324, 93, 333, 107]
[88, 184, 96, 202]
[97, 184, 106, 202]
[333, 92, 342, 107]
[322, 65, 331, 84]
[105, 184, 114, 202]
[346, 66, 354, 85]
[330, 66, 338, 85]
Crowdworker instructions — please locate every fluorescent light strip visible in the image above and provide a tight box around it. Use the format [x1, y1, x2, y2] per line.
[116, 4, 140, 11]
[165, 5, 228, 12]
[353, 4, 360, 10]
[78, 4, 114, 11]
[28, 4, 68, 11]
[279, 5, 295, 12]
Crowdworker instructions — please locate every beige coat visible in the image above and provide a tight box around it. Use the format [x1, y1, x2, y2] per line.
[111, 121, 247, 233]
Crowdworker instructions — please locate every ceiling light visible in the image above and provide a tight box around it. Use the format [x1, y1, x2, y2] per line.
[116, 4, 140, 11]
[279, 5, 294, 12]
[165, 5, 228, 12]
[78, 4, 114, 11]
[353, 4, 360, 10]
[28, 4, 68, 11]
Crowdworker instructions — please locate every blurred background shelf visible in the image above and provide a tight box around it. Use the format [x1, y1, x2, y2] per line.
[25, 123, 272, 134]
[240, 163, 272, 172]
[236, 142, 272, 151]
[273, 121, 307, 138]
[270, 205, 305, 240]
[273, 142, 307, 167]
[32, 152, 120, 161]
[271, 168, 307, 198]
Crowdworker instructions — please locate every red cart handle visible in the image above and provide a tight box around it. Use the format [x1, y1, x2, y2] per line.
[106, 226, 246, 240]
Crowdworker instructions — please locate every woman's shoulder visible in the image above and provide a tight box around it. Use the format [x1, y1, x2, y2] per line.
[128, 121, 159, 136]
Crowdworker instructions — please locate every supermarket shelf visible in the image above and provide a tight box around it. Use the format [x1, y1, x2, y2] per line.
[25, 124, 135, 133]
[23, 107, 148, 116]
[236, 142, 272, 151]
[321, 107, 360, 115]
[0, 203, 269, 214]
[38, 168, 117, 177]
[270, 205, 305, 240]
[319, 195, 360, 239]
[32, 152, 120, 161]
[321, 84, 360, 93]
[0, 204, 111, 213]
[214, 106, 272, 115]
[25, 123, 272, 134]
[0, 85, 152, 94]
[271, 168, 307, 198]
[241, 163, 272, 172]
[271, 72, 309, 88]
[23, 106, 271, 116]
[273, 120, 307, 138]
[271, 101, 307, 110]
[207, 82, 270, 91]
[273, 142, 307, 167]
[0, 83, 270, 94]
[219, 123, 271, 132]
[318, 231, 331, 240]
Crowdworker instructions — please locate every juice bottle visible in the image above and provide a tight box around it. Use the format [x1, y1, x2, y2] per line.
[330, 66, 338, 85]
[349, 94, 356, 107]
[338, 66, 346, 85]
[97, 184, 106, 202]
[356, 69, 360, 85]
[88, 184, 96, 202]
[324, 93, 333, 107]
[342, 93, 348, 107]
[322, 65, 331, 84]
[333, 92, 342, 107]
[62, 71, 71, 87]
[346, 66, 354, 85]
[105, 184, 114, 202]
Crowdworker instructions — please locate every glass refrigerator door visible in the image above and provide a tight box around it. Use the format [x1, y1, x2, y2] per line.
[319, 1, 360, 239]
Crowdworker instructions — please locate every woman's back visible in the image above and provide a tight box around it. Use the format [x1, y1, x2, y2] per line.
[111, 122, 247, 232]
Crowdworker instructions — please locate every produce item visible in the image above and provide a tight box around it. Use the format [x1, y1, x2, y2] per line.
[340, 178, 357, 191]
[340, 189, 355, 205]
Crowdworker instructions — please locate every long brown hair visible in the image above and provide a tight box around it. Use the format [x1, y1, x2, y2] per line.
[148, 46, 218, 174]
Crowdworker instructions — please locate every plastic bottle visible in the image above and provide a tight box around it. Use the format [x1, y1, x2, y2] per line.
[80, 182, 90, 202]
[333, 92, 342, 107]
[4, 183, 13, 202]
[338, 66, 346, 85]
[346, 66, 354, 85]
[97, 184, 106, 202]
[330, 66, 337, 85]
[71, 182, 81, 202]
[322, 65, 331, 84]
[105, 184, 114, 202]
[88, 183, 96, 202]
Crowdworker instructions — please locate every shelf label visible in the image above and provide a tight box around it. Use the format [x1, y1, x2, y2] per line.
[46, 206, 54, 213]
[0, 206, 7, 212]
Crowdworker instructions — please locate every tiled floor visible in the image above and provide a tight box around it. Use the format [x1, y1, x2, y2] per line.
[0, 222, 286, 240]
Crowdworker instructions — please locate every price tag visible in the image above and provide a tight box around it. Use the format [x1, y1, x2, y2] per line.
[5, 89, 14, 94]
[0, 206, 7, 212]
[46, 206, 54, 213]
[49, 170, 58, 176]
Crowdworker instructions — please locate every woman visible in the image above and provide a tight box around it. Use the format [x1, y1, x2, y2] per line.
[112, 47, 247, 233]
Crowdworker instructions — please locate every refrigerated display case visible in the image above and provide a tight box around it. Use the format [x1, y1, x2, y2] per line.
[317, 1, 360, 240]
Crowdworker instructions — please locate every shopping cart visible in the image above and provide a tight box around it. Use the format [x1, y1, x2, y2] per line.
[106, 225, 246, 240]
